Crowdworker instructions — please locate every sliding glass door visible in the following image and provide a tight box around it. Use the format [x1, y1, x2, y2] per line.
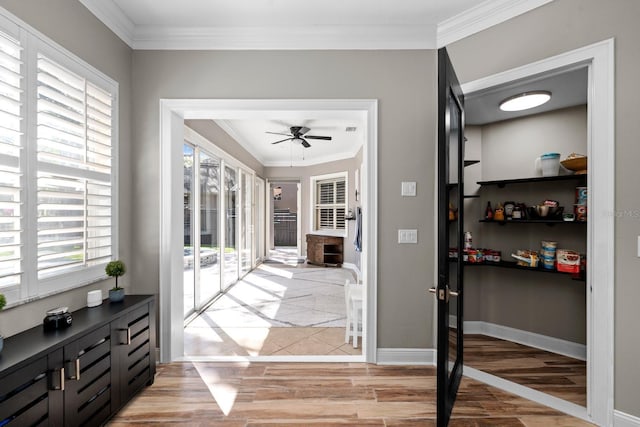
[223, 165, 238, 290]
[183, 130, 262, 317]
[240, 170, 253, 276]
[198, 151, 221, 305]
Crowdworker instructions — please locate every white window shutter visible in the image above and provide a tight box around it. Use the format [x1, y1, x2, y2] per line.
[36, 55, 113, 279]
[0, 29, 23, 289]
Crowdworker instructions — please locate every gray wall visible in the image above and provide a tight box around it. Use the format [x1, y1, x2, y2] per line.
[0, 0, 133, 337]
[448, 0, 640, 415]
[185, 120, 266, 178]
[266, 156, 361, 265]
[273, 182, 298, 213]
[131, 49, 438, 349]
[464, 106, 588, 344]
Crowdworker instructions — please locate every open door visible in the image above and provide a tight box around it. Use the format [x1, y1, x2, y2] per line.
[433, 47, 465, 426]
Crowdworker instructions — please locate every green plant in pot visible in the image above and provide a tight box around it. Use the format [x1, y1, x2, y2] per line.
[106, 260, 126, 302]
[0, 293, 6, 353]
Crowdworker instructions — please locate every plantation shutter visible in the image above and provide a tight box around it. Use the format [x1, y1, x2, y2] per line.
[36, 54, 113, 278]
[0, 29, 23, 289]
[315, 177, 346, 231]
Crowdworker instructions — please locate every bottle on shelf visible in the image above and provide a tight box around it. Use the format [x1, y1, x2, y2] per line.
[485, 201, 494, 220]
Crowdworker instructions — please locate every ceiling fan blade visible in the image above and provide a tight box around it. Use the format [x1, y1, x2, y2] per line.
[298, 126, 310, 135]
[271, 137, 292, 145]
[305, 135, 332, 140]
[266, 131, 292, 137]
[301, 138, 311, 148]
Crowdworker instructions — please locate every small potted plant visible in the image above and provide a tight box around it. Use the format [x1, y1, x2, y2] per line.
[0, 293, 6, 353]
[106, 260, 126, 302]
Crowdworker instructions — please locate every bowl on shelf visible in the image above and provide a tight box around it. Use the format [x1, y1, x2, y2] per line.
[561, 156, 587, 174]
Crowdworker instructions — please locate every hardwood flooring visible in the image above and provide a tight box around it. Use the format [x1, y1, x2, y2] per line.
[464, 334, 586, 407]
[108, 362, 594, 426]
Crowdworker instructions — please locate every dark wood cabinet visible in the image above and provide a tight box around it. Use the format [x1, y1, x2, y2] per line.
[306, 234, 344, 266]
[0, 295, 155, 427]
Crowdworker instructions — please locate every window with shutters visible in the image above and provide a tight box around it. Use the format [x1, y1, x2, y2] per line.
[311, 172, 347, 234]
[0, 11, 118, 304]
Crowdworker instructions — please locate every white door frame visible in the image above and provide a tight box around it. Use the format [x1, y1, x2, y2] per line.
[159, 99, 378, 363]
[457, 39, 614, 425]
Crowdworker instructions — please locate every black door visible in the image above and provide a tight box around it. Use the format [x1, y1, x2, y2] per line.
[434, 47, 465, 427]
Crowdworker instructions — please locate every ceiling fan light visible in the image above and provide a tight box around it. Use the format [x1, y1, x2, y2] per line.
[499, 91, 551, 112]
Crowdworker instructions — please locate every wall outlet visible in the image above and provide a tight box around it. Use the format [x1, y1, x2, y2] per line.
[398, 229, 418, 244]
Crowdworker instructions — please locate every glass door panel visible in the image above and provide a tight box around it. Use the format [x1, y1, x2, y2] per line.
[240, 170, 253, 276]
[223, 165, 238, 289]
[183, 144, 195, 317]
[198, 151, 221, 306]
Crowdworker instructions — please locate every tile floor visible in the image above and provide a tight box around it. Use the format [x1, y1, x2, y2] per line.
[185, 248, 362, 357]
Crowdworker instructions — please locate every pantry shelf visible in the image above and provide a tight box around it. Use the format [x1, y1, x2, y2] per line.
[478, 174, 587, 188]
[479, 219, 587, 225]
[451, 259, 585, 281]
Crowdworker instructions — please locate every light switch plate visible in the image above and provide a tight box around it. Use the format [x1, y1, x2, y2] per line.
[398, 229, 418, 244]
[401, 181, 417, 197]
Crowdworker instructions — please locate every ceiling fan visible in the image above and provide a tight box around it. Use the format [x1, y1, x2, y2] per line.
[266, 126, 332, 148]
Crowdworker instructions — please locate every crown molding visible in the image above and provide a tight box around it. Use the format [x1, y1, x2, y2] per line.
[79, 0, 554, 51]
[131, 24, 434, 50]
[78, 0, 135, 47]
[437, 0, 554, 48]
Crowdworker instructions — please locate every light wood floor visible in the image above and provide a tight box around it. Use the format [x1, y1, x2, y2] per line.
[464, 334, 586, 407]
[108, 362, 594, 426]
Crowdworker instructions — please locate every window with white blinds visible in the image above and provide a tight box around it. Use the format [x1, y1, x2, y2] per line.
[0, 11, 118, 303]
[0, 29, 23, 291]
[313, 174, 347, 232]
[36, 55, 113, 278]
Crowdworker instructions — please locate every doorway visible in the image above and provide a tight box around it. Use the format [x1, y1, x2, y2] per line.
[270, 181, 301, 261]
[445, 40, 614, 424]
[160, 99, 378, 363]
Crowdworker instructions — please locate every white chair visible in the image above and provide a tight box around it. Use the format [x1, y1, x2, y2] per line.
[344, 279, 363, 348]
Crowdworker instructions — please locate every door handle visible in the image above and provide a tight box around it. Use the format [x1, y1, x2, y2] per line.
[428, 286, 460, 302]
[68, 358, 81, 381]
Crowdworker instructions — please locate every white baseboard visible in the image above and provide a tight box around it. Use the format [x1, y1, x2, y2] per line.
[615, 410, 640, 427]
[376, 348, 436, 365]
[463, 320, 586, 361]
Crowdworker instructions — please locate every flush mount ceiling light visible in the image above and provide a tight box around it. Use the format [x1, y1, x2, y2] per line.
[499, 91, 551, 112]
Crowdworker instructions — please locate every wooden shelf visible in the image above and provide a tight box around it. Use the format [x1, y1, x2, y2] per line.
[479, 219, 587, 225]
[478, 174, 587, 188]
[450, 259, 585, 281]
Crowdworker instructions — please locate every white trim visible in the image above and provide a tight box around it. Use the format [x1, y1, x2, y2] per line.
[463, 321, 586, 361]
[78, 0, 553, 51]
[78, 0, 135, 47]
[376, 348, 436, 365]
[463, 366, 590, 422]
[614, 411, 640, 427]
[437, 0, 553, 48]
[131, 24, 433, 51]
[460, 39, 615, 426]
[159, 99, 378, 364]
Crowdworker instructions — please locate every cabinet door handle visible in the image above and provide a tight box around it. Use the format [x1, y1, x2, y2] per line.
[72, 358, 81, 381]
[121, 327, 131, 345]
[52, 367, 65, 391]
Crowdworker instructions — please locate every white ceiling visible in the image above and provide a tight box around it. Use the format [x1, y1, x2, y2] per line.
[214, 116, 365, 167]
[79, 0, 553, 49]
